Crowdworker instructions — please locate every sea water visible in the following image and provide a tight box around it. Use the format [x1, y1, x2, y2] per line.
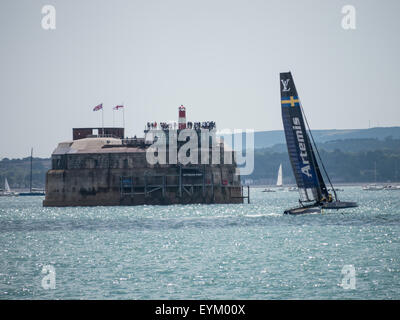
[0, 187, 399, 299]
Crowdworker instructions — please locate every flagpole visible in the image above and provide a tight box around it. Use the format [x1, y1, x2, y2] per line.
[122, 103, 125, 134]
[113, 109, 115, 128]
[102, 106, 104, 137]
[30, 147, 33, 193]
[98, 106, 101, 134]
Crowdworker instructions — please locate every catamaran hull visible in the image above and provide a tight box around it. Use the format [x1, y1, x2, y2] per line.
[321, 201, 358, 209]
[284, 201, 358, 215]
[284, 206, 321, 215]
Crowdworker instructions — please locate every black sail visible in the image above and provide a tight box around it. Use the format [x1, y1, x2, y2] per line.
[280, 72, 329, 203]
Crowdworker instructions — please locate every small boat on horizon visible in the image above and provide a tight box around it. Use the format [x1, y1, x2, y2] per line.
[276, 164, 284, 190]
[261, 188, 276, 192]
[262, 164, 284, 193]
[362, 184, 384, 191]
[0, 177, 19, 196]
[18, 148, 45, 196]
[362, 162, 383, 191]
[383, 185, 400, 190]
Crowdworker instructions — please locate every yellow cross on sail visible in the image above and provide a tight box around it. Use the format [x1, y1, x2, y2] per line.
[281, 96, 300, 107]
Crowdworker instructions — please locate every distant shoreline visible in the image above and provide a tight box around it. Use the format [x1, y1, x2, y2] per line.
[249, 182, 400, 188]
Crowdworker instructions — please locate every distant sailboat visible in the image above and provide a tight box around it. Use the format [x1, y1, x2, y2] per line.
[19, 148, 45, 196]
[5, 178, 11, 193]
[279, 72, 357, 214]
[276, 164, 283, 188]
[262, 164, 283, 193]
[362, 162, 384, 191]
[0, 177, 18, 196]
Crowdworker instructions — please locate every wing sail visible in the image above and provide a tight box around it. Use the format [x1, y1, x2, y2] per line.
[280, 72, 328, 202]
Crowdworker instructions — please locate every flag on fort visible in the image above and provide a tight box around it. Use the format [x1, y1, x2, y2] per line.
[113, 105, 124, 110]
[93, 103, 103, 111]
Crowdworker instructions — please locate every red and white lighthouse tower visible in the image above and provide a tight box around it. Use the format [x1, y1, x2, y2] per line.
[178, 105, 186, 130]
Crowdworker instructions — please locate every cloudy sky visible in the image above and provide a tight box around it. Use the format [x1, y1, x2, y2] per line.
[1, 0, 399, 158]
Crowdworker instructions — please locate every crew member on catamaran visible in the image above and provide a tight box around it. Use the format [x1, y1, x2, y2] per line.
[320, 193, 333, 204]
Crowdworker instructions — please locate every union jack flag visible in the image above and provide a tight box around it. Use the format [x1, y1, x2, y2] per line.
[113, 105, 124, 110]
[93, 103, 103, 111]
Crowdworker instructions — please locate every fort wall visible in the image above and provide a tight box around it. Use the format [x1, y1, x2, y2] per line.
[43, 134, 244, 207]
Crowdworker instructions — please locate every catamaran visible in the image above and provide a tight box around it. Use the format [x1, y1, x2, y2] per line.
[280, 72, 357, 214]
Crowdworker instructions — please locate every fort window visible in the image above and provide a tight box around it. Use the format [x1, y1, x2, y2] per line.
[52, 155, 67, 170]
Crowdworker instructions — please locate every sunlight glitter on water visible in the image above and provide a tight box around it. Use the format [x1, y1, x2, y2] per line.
[0, 186, 399, 299]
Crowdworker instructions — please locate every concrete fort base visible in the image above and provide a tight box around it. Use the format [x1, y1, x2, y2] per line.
[43, 168, 244, 207]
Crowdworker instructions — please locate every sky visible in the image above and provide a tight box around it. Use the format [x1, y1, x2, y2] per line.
[1, 0, 400, 158]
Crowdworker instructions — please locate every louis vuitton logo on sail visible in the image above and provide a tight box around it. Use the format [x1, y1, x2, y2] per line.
[292, 117, 313, 178]
[281, 79, 291, 92]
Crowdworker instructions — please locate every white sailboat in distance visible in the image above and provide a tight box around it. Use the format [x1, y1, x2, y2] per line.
[1, 177, 18, 196]
[276, 164, 283, 189]
[5, 178, 11, 193]
[262, 164, 284, 192]
[363, 161, 384, 191]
